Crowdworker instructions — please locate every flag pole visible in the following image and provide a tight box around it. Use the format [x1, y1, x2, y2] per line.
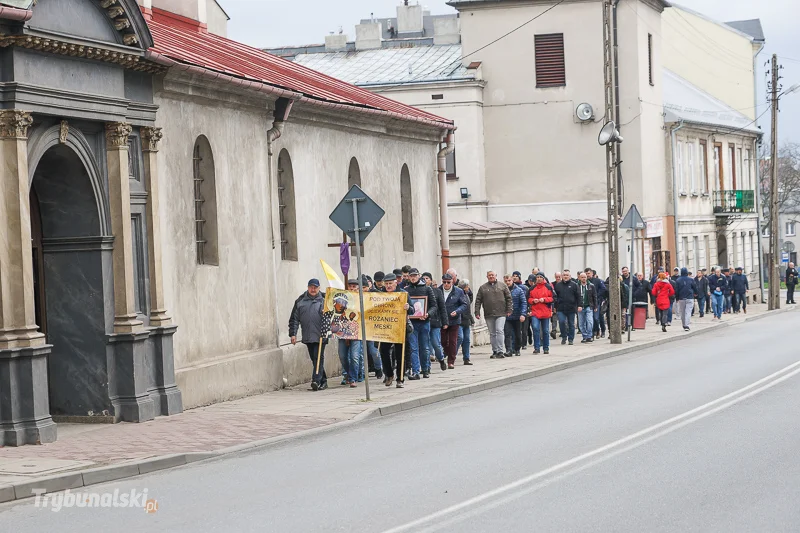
[315, 337, 323, 375]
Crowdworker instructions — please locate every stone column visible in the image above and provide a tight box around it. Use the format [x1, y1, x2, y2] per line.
[0, 110, 56, 445]
[140, 126, 182, 416]
[105, 122, 144, 334]
[140, 127, 171, 327]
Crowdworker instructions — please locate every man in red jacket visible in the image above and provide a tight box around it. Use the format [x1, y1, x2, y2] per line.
[528, 273, 555, 354]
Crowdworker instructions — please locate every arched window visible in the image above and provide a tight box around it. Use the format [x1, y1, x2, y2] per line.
[400, 164, 414, 252]
[193, 135, 219, 265]
[348, 157, 361, 189]
[277, 149, 298, 262]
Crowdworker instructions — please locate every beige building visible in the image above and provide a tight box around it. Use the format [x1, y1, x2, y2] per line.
[276, 0, 766, 290]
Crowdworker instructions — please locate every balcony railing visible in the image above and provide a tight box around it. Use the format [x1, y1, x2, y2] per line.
[713, 190, 755, 214]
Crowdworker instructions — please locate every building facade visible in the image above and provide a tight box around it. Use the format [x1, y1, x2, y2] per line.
[272, 0, 766, 290]
[0, 0, 452, 445]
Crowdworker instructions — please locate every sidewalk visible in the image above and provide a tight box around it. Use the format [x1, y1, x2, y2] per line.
[0, 303, 789, 502]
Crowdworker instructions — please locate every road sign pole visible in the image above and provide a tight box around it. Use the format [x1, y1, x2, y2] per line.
[627, 228, 635, 341]
[348, 198, 370, 402]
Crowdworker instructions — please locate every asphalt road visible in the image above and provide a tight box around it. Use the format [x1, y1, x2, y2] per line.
[3, 311, 799, 532]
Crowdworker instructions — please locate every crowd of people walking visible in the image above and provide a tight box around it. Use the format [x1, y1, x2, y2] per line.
[289, 263, 756, 392]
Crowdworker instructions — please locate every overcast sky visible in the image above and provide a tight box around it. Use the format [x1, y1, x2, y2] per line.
[223, 0, 798, 143]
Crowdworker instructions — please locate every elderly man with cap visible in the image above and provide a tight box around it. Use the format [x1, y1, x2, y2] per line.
[288, 279, 328, 391]
[406, 267, 444, 378]
[378, 273, 413, 388]
[437, 273, 469, 369]
[730, 266, 749, 314]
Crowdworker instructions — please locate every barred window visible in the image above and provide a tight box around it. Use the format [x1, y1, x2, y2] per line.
[193, 135, 219, 265]
[400, 164, 414, 252]
[278, 149, 298, 261]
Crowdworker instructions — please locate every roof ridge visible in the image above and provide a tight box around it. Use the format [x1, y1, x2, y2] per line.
[147, 8, 453, 129]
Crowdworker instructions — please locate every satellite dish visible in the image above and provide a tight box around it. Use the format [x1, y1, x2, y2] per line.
[783, 241, 795, 253]
[598, 121, 623, 146]
[576, 103, 594, 122]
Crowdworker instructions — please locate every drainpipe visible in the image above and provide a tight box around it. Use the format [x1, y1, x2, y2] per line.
[670, 121, 686, 261]
[753, 42, 766, 303]
[612, 0, 623, 213]
[0, 6, 33, 21]
[266, 97, 294, 349]
[438, 130, 455, 273]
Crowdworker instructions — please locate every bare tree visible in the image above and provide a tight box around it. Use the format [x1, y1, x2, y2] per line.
[761, 142, 800, 228]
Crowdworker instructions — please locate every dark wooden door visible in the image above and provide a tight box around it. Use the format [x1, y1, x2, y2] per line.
[30, 188, 47, 336]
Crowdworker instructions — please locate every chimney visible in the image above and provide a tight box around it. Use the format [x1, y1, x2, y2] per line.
[397, 2, 423, 34]
[433, 16, 460, 45]
[325, 33, 348, 52]
[150, 0, 208, 26]
[355, 21, 382, 50]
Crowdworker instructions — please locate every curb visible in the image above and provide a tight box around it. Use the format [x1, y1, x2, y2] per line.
[2, 306, 794, 504]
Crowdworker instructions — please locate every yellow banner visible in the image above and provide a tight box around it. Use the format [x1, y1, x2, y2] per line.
[323, 289, 407, 344]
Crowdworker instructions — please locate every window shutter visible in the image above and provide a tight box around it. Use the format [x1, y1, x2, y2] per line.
[534, 33, 566, 88]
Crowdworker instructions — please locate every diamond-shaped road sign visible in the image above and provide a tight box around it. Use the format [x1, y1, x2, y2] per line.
[620, 204, 646, 230]
[329, 185, 385, 243]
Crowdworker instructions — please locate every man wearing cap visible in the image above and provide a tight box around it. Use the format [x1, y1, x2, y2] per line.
[503, 274, 528, 356]
[406, 268, 444, 378]
[288, 279, 328, 391]
[437, 274, 469, 369]
[475, 270, 513, 358]
[730, 266, 749, 314]
[423, 272, 445, 369]
[378, 273, 413, 388]
[372, 272, 385, 292]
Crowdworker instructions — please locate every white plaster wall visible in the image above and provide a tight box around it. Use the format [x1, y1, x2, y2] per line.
[206, 0, 228, 36]
[155, 91, 442, 407]
[662, 6, 756, 119]
[371, 83, 486, 209]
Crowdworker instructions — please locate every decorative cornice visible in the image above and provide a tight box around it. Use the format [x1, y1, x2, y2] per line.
[105, 122, 132, 149]
[0, 109, 33, 139]
[140, 126, 163, 152]
[0, 34, 165, 74]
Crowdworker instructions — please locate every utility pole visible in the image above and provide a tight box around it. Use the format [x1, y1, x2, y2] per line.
[768, 54, 780, 311]
[603, 0, 622, 344]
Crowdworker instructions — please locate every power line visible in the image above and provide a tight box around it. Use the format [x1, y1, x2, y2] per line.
[622, 2, 751, 85]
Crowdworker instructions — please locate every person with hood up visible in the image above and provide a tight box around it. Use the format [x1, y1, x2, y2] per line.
[527, 273, 554, 354]
[651, 272, 676, 332]
[674, 267, 697, 331]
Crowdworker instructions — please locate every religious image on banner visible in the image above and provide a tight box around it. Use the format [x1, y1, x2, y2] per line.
[322, 288, 408, 344]
[321, 292, 360, 340]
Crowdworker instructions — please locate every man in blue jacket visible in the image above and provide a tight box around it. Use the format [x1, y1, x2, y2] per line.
[674, 267, 697, 331]
[437, 274, 469, 369]
[731, 266, 749, 314]
[503, 274, 528, 356]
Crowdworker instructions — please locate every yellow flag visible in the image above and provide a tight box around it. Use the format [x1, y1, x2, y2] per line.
[320, 259, 345, 289]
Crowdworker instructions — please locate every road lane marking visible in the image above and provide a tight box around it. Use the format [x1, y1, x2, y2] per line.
[381, 359, 800, 533]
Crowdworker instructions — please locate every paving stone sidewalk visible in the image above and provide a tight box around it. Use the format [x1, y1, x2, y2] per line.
[0, 304, 783, 494]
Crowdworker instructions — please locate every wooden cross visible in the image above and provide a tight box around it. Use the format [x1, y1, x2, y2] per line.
[327, 231, 354, 248]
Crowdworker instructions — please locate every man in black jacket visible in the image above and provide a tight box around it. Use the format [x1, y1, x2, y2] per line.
[554, 270, 580, 345]
[786, 262, 798, 304]
[423, 272, 446, 371]
[405, 268, 445, 378]
[577, 272, 597, 343]
[694, 270, 710, 318]
[288, 279, 328, 391]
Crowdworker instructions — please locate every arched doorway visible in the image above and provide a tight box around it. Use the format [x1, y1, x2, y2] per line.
[30, 143, 113, 417]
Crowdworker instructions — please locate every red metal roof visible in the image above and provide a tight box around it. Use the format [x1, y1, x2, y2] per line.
[146, 9, 453, 129]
